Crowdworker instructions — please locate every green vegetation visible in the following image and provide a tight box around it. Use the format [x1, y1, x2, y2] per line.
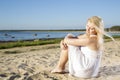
[110, 26, 120, 31]
[104, 35, 120, 39]
[104, 35, 120, 42]
[0, 38, 62, 49]
[0, 36, 119, 49]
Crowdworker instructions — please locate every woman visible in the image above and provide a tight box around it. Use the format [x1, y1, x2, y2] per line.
[51, 16, 105, 78]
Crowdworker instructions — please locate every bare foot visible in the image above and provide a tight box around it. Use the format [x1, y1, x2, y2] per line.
[51, 68, 65, 74]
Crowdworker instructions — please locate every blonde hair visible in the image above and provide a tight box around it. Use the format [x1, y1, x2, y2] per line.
[87, 16, 114, 50]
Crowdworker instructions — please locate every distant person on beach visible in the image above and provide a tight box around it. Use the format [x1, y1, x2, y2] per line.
[51, 16, 111, 78]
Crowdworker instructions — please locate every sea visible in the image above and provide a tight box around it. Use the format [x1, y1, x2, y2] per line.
[0, 30, 120, 41]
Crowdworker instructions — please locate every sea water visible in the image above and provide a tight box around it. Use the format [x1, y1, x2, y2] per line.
[0, 31, 119, 41]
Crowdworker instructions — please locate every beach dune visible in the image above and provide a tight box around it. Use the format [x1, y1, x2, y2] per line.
[0, 40, 120, 80]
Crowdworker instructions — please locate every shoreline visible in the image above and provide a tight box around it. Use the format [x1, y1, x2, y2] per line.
[0, 35, 120, 42]
[0, 30, 119, 43]
[0, 37, 120, 50]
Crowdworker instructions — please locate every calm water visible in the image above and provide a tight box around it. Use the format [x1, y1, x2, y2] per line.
[0, 31, 120, 41]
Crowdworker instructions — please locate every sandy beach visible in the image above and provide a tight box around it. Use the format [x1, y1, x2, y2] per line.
[0, 40, 120, 80]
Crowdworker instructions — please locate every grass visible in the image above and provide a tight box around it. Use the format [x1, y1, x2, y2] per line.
[0, 38, 62, 49]
[104, 35, 120, 39]
[104, 35, 120, 42]
[0, 36, 119, 49]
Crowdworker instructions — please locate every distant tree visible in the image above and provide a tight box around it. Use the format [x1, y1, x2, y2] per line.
[110, 25, 120, 31]
[105, 28, 109, 32]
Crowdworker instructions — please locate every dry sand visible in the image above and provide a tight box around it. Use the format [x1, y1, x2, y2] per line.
[0, 40, 120, 80]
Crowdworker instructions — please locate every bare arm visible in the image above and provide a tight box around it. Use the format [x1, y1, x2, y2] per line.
[64, 34, 90, 46]
[77, 34, 88, 39]
[64, 33, 97, 47]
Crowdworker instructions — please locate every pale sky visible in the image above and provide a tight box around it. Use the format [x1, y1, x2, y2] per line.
[0, 0, 120, 30]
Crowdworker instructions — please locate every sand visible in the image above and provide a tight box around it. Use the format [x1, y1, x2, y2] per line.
[0, 40, 120, 80]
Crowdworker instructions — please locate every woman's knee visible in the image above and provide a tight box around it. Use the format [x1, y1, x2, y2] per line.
[60, 40, 68, 50]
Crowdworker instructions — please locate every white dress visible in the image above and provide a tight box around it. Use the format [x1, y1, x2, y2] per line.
[68, 45, 102, 78]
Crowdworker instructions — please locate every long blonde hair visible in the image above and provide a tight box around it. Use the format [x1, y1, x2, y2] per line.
[87, 16, 114, 50]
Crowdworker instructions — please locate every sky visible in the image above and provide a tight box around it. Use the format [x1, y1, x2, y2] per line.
[0, 0, 120, 30]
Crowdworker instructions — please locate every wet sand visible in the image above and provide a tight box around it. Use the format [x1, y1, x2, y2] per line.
[0, 40, 120, 80]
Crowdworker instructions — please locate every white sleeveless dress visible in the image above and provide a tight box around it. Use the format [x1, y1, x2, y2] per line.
[68, 45, 102, 78]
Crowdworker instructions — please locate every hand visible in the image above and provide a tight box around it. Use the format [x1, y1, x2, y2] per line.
[60, 40, 68, 50]
[90, 34, 97, 38]
[89, 34, 97, 41]
[86, 26, 90, 35]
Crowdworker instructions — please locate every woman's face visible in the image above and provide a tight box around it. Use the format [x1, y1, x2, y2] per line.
[86, 21, 97, 35]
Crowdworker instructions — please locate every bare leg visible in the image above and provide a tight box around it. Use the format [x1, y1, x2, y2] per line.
[51, 40, 68, 73]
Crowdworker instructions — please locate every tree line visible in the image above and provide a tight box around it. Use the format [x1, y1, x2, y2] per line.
[105, 26, 120, 31]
